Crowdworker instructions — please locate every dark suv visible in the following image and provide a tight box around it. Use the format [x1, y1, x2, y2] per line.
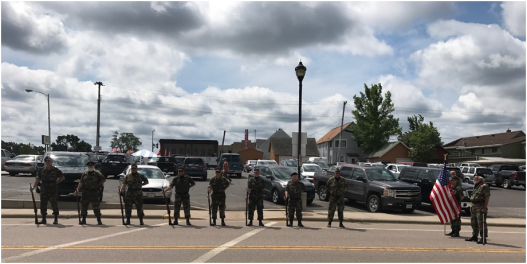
[100, 154, 131, 178]
[182, 157, 207, 181]
[398, 166, 473, 214]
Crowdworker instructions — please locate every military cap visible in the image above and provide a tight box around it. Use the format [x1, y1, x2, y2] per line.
[223, 158, 227, 160]
[131, 164, 138, 169]
[215, 167, 221, 172]
[178, 168, 184, 171]
[87, 161, 95, 166]
[334, 167, 341, 172]
[291, 172, 298, 176]
[43, 156, 53, 161]
[475, 172, 486, 178]
[253, 167, 260, 172]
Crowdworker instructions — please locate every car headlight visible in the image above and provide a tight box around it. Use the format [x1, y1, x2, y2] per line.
[382, 189, 395, 197]
[279, 182, 286, 188]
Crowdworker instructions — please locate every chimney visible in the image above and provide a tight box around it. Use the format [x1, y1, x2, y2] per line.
[507, 128, 511, 133]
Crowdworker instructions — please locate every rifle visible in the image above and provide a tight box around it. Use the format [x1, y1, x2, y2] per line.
[162, 189, 172, 225]
[285, 196, 289, 226]
[482, 213, 486, 245]
[207, 190, 212, 226]
[29, 184, 39, 225]
[245, 190, 249, 226]
[118, 186, 125, 225]
[75, 189, 81, 224]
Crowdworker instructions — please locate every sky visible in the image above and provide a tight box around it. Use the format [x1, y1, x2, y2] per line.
[1, 1, 526, 153]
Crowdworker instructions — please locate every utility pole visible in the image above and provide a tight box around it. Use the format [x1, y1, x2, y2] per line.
[221, 130, 226, 155]
[254, 130, 256, 149]
[336, 101, 347, 164]
[94, 82, 104, 151]
[152, 130, 155, 152]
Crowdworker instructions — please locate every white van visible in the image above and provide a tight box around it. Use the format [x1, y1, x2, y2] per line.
[308, 157, 328, 163]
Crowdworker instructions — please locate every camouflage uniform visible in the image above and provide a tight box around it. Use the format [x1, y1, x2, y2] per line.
[170, 174, 195, 219]
[286, 180, 305, 222]
[327, 176, 347, 222]
[123, 172, 148, 219]
[450, 176, 463, 233]
[470, 182, 490, 238]
[79, 170, 105, 218]
[247, 176, 265, 220]
[209, 176, 230, 219]
[36, 167, 64, 217]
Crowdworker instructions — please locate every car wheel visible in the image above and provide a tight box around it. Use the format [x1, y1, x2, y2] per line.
[402, 209, 414, 213]
[502, 178, 511, 189]
[318, 185, 329, 201]
[307, 198, 314, 205]
[367, 194, 381, 213]
[8, 172, 16, 176]
[272, 189, 282, 204]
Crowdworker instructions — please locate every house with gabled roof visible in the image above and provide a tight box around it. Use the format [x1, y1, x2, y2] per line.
[259, 128, 291, 160]
[367, 141, 410, 163]
[316, 122, 367, 163]
[443, 129, 526, 162]
[268, 137, 320, 164]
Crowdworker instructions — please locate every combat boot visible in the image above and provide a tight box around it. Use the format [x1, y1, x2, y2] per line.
[172, 218, 178, 226]
[97, 216, 103, 225]
[465, 235, 478, 242]
[327, 221, 332, 228]
[450, 231, 460, 237]
[477, 238, 485, 244]
[297, 220, 304, 227]
[124, 217, 130, 225]
[339, 221, 345, 228]
[53, 215, 58, 225]
[221, 218, 226, 226]
[80, 216, 86, 225]
[211, 219, 216, 226]
[247, 220, 253, 226]
[139, 217, 144, 226]
[186, 218, 191, 226]
[38, 215, 47, 225]
[445, 229, 455, 236]
[287, 219, 293, 227]
[259, 220, 264, 227]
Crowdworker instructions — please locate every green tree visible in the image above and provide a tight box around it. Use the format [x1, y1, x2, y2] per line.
[50, 134, 92, 152]
[349, 83, 401, 154]
[110, 131, 142, 152]
[1, 141, 45, 155]
[398, 114, 442, 162]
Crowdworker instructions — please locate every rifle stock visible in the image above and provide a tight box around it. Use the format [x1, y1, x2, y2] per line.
[208, 191, 212, 226]
[285, 196, 289, 225]
[245, 190, 248, 226]
[118, 186, 125, 225]
[29, 183, 38, 225]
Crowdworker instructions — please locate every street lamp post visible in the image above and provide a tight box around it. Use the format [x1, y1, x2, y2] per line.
[295, 61, 306, 174]
[26, 89, 50, 152]
[152, 130, 155, 152]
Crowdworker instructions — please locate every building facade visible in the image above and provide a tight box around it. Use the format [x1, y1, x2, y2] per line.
[316, 122, 367, 163]
[159, 139, 219, 157]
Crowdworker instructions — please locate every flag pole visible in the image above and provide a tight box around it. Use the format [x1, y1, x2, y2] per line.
[443, 153, 448, 235]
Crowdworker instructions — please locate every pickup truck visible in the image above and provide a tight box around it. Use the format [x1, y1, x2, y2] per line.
[148, 156, 178, 175]
[488, 164, 526, 189]
[314, 164, 422, 213]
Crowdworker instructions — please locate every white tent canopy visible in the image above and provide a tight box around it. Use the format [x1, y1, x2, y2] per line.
[132, 149, 158, 158]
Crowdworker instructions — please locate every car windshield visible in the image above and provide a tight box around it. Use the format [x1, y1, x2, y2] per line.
[365, 169, 397, 181]
[185, 158, 203, 165]
[285, 161, 298, 167]
[14, 156, 36, 161]
[502, 165, 520, 171]
[157, 157, 175, 162]
[303, 165, 321, 172]
[224, 155, 241, 162]
[477, 168, 493, 174]
[271, 167, 303, 180]
[313, 162, 329, 169]
[175, 158, 185, 163]
[53, 155, 90, 167]
[259, 161, 277, 165]
[136, 168, 165, 179]
[249, 160, 257, 164]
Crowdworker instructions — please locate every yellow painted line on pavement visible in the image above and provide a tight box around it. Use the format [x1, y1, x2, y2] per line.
[2, 245, 525, 254]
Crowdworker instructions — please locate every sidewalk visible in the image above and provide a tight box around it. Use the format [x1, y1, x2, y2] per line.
[2, 208, 525, 228]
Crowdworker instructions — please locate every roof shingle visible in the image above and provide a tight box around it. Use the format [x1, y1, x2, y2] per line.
[316, 122, 354, 144]
[444, 130, 525, 148]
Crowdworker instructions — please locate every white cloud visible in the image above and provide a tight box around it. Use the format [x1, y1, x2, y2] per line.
[501, 1, 526, 37]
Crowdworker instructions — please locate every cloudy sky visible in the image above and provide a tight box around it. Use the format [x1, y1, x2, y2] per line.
[1, 1, 526, 152]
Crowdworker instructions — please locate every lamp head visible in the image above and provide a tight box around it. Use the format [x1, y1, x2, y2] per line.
[295, 61, 306, 82]
[25, 89, 33, 93]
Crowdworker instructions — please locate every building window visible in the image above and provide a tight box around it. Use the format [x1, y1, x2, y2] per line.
[492, 147, 497, 153]
[471, 149, 475, 155]
[335, 139, 347, 148]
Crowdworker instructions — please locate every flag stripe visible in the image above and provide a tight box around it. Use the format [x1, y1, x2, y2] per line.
[430, 160, 461, 224]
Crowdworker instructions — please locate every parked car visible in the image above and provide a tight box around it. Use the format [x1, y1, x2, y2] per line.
[4, 155, 42, 176]
[248, 165, 316, 205]
[300, 163, 322, 182]
[308, 157, 328, 163]
[280, 159, 298, 168]
[398, 166, 473, 214]
[243, 160, 257, 172]
[460, 167, 495, 184]
[1, 149, 14, 171]
[315, 164, 422, 213]
[182, 157, 208, 181]
[520, 165, 526, 171]
[460, 163, 481, 167]
[100, 153, 131, 178]
[397, 162, 428, 167]
[256, 159, 278, 166]
[37, 152, 101, 200]
[385, 164, 410, 178]
[118, 165, 172, 203]
[488, 164, 526, 189]
[174, 156, 186, 169]
[149, 156, 178, 175]
[219, 153, 243, 178]
[308, 160, 330, 171]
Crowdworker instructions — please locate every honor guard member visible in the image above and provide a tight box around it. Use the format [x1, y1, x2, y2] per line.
[446, 171, 464, 237]
[327, 167, 347, 228]
[119, 164, 149, 225]
[246, 167, 265, 226]
[31, 156, 64, 225]
[466, 172, 490, 244]
[284, 172, 305, 227]
[222, 158, 231, 182]
[75, 161, 106, 225]
[208, 167, 230, 226]
[163, 167, 195, 225]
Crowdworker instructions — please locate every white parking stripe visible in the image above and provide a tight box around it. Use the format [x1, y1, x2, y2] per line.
[191, 222, 277, 263]
[1, 222, 168, 262]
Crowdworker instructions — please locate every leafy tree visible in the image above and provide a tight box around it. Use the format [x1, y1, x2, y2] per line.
[349, 83, 401, 154]
[110, 131, 142, 152]
[398, 114, 442, 162]
[50, 134, 92, 152]
[1, 141, 45, 155]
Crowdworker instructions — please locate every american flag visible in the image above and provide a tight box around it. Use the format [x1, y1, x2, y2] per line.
[430, 161, 461, 224]
[111, 147, 121, 153]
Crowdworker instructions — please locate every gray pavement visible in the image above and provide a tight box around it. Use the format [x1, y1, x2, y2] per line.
[2, 218, 525, 263]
